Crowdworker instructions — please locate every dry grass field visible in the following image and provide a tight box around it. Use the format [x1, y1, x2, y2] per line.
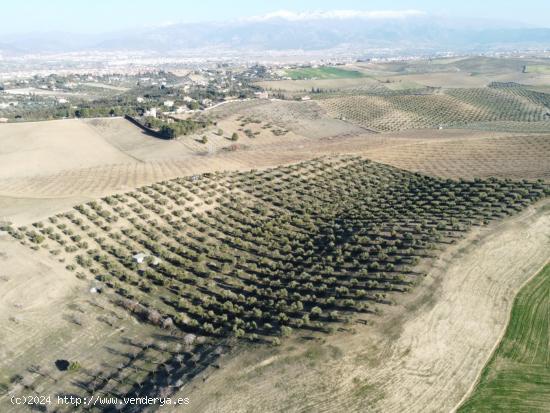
[0, 233, 174, 413]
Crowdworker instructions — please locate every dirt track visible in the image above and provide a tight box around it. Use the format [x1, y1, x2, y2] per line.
[178, 199, 550, 413]
[360, 200, 550, 412]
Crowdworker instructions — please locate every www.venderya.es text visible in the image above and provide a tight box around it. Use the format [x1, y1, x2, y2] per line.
[11, 394, 190, 407]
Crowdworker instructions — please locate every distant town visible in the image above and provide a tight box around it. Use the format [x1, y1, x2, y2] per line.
[2, 49, 548, 125]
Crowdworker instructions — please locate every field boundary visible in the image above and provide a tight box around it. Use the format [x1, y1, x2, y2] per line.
[451, 258, 550, 412]
[123, 115, 167, 139]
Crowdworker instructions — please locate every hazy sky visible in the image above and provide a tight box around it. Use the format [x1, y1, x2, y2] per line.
[2, 0, 549, 35]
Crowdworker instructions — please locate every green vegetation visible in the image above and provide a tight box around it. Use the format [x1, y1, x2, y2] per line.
[144, 116, 213, 139]
[0, 68, 260, 122]
[10, 157, 548, 345]
[459, 264, 550, 412]
[5, 157, 548, 408]
[68, 361, 82, 372]
[285, 66, 365, 80]
[525, 65, 550, 74]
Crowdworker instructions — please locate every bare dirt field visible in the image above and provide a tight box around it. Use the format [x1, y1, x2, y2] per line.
[173, 198, 550, 413]
[0, 118, 136, 178]
[207, 99, 370, 138]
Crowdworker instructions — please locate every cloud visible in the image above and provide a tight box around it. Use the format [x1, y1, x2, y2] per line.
[245, 9, 427, 22]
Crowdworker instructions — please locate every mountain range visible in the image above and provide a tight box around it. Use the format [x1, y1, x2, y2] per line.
[1, 11, 549, 55]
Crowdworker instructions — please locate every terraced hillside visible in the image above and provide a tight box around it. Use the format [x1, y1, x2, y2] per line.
[318, 85, 550, 131]
[2, 157, 548, 410]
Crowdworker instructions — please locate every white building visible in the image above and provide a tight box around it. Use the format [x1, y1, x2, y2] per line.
[144, 108, 157, 117]
[136, 97, 144, 103]
[163, 100, 174, 108]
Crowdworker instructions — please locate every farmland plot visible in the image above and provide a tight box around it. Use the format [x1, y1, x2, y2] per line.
[2, 157, 547, 410]
[458, 264, 550, 412]
[318, 86, 550, 131]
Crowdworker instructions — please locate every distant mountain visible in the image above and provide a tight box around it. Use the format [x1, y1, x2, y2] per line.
[1, 11, 549, 55]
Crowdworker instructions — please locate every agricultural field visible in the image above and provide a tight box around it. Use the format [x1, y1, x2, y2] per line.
[525, 64, 550, 74]
[225, 99, 368, 138]
[458, 263, 550, 412]
[0, 113, 340, 223]
[1, 102, 549, 225]
[1, 156, 548, 412]
[1, 55, 549, 413]
[382, 72, 491, 88]
[350, 56, 544, 76]
[284, 66, 365, 80]
[181, 197, 550, 413]
[362, 133, 550, 181]
[255, 77, 387, 94]
[318, 84, 550, 132]
[261, 57, 550, 133]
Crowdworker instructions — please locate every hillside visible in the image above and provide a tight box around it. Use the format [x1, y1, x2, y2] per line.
[317, 85, 550, 132]
[1, 157, 547, 410]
